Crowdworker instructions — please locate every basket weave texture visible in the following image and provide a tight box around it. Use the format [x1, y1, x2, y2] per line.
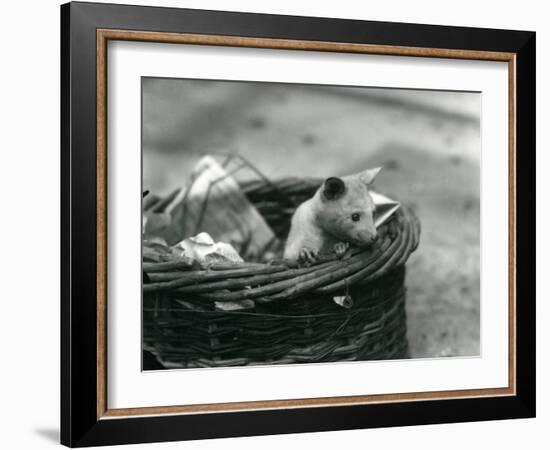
[143, 178, 420, 368]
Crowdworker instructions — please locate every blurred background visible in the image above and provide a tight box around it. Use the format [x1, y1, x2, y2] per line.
[142, 77, 480, 359]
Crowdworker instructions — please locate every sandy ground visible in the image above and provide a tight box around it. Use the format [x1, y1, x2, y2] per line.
[143, 79, 481, 358]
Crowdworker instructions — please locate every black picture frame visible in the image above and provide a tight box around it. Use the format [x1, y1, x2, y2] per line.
[61, 1, 535, 447]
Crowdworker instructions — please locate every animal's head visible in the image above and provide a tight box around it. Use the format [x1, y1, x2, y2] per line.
[316, 167, 382, 246]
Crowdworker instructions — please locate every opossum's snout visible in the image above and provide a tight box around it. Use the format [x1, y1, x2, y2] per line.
[367, 233, 379, 245]
[352, 229, 378, 247]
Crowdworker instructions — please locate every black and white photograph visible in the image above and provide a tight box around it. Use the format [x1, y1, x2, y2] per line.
[141, 77, 480, 370]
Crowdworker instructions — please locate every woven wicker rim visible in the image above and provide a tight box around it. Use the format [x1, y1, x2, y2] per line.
[143, 178, 420, 306]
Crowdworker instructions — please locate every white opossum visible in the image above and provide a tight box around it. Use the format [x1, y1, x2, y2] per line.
[283, 167, 382, 262]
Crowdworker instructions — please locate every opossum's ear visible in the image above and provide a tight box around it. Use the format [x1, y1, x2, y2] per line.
[322, 177, 346, 200]
[360, 167, 382, 185]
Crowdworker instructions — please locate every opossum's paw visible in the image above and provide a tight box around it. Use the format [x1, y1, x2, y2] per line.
[333, 242, 350, 258]
[298, 248, 318, 266]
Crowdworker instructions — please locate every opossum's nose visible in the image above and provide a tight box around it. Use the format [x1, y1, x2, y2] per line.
[367, 234, 379, 245]
[357, 231, 378, 246]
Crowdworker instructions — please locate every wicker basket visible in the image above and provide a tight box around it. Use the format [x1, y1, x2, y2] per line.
[143, 178, 420, 368]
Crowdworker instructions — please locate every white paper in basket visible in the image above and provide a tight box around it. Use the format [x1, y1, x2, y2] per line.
[371, 191, 400, 228]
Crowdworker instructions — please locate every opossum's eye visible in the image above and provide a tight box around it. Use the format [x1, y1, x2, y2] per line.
[351, 213, 361, 222]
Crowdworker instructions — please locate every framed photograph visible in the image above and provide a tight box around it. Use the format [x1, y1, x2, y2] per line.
[61, 1, 535, 447]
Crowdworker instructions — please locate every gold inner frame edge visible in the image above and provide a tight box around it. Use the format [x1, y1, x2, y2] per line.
[95, 28, 517, 420]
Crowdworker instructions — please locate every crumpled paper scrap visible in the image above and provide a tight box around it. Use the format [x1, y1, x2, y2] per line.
[332, 295, 353, 309]
[144, 155, 276, 261]
[370, 191, 400, 228]
[172, 232, 243, 264]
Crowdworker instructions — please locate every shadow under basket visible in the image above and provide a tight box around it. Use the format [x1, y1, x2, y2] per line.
[143, 178, 421, 369]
